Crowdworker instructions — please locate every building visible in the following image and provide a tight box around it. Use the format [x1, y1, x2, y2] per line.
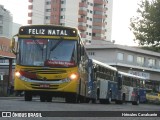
[0, 37, 16, 96]
[28, 0, 113, 42]
[85, 41, 160, 92]
[12, 22, 21, 37]
[0, 5, 13, 38]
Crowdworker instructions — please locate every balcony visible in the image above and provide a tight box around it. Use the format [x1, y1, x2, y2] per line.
[93, 14, 105, 19]
[79, 10, 87, 16]
[28, 20, 32, 24]
[80, 33, 86, 38]
[93, 7, 104, 12]
[79, 2, 88, 7]
[78, 18, 87, 23]
[94, 0, 104, 5]
[78, 26, 87, 31]
[92, 29, 105, 34]
[28, 0, 33, 3]
[28, 12, 32, 17]
[93, 22, 105, 27]
[28, 5, 33, 10]
[92, 36, 104, 40]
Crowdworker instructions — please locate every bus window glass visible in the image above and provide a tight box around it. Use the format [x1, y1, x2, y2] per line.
[18, 38, 77, 67]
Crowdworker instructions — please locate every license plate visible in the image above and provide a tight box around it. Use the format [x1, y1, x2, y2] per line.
[40, 84, 50, 88]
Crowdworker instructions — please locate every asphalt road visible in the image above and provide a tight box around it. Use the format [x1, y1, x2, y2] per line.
[0, 97, 159, 120]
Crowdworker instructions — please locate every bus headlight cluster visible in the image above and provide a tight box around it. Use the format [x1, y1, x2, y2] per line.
[19, 75, 31, 82]
[62, 73, 78, 83]
[62, 78, 71, 83]
[15, 71, 30, 82]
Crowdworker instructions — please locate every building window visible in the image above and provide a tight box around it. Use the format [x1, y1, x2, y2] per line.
[117, 53, 124, 61]
[61, 1, 65, 4]
[61, 8, 65, 11]
[45, 16, 50, 19]
[92, 33, 96, 37]
[0, 26, 2, 34]
[60, 16, 65, 19]
[88, 52, 95, 56]
[127, 55, 133, 62]
[148, 58, 155, 67]
[137, 56, 144, 66]
[46, 1, 51, 5]
[46, 9, 51, 12]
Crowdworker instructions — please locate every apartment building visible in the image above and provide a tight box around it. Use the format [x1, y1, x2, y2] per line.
[28, 0, 113, 42]
[85, 41, 160, 92]
[0, 5, 13, 38]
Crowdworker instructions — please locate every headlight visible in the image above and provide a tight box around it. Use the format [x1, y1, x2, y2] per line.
[15, 71, 30, 82]
[15, 71, 21, 77]
[61, 73, 78, 83]
[69, 73, 77, 80]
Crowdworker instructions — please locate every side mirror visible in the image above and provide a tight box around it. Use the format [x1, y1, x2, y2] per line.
[10, 34, 18, 54]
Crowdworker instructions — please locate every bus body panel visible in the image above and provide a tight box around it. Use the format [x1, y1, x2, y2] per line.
[14, 64, 80, 97]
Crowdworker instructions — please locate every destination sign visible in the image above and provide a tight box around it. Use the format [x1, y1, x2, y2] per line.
[19, 25, 78, 37]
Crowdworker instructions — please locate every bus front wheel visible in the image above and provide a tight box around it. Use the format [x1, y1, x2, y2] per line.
[24, 91, 32, 101]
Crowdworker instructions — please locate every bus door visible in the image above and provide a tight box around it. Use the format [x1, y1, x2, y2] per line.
[99, 79, 108, 99]
[139, 88, 146, 103]
[108, 81, 118, 100]
[117, 76, 122, 100]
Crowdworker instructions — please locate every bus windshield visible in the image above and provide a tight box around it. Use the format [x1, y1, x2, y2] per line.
[17, 38, 77, 67]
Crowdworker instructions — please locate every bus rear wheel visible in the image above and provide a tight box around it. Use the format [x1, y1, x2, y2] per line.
[132, 97, 139, 105]
[65, 94, 78, 103]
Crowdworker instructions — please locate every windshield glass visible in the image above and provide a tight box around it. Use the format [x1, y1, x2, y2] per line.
[17, 38, 77, 67]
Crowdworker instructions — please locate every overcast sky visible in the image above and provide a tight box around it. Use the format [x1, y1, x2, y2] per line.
[0, 0, 140, 46]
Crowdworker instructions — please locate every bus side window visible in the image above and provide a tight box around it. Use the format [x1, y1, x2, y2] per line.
[118, 76, 122, 90]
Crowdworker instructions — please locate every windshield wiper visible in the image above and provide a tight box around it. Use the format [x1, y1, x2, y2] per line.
[33, 40, 44, 59]
[48, 40, 63, 59]
[34, 40, 43, 50]
[50, 40, 63, 51]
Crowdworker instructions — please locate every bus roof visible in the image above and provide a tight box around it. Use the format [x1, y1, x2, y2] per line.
[91, 59, 117, 71]
[118, 71, 146, 80]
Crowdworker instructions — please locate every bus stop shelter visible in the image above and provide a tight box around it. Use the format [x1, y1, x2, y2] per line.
[0, 37, 16, 96]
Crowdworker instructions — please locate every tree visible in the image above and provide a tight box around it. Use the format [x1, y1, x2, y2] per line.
[130, 0, 160, 49]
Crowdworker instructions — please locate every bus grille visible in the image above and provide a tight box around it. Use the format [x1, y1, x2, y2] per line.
[23, 68, 67, 74]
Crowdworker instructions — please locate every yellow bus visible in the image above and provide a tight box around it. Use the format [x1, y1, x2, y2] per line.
[11, 25, 89, 103]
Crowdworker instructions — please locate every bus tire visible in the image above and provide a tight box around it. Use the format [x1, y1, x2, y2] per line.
[46, 95, 52, 102]
[108, 96, 112, 104]
[115, 100, 123, 104]
[65, 94, 78, 103]
[107, 91, 112, 104]
[40, 95, 46, 102]
[24, 91, 32, 101]
[132, 97, 140, 105]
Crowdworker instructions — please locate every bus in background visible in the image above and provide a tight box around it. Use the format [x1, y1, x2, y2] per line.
[117, 71, 146, 105]
[10, 25, 89, 103]
[88, 59, 118, 104]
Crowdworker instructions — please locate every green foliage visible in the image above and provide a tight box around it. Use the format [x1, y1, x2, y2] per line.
[130, 0, 160, 48]
[140, 46, 160, 52]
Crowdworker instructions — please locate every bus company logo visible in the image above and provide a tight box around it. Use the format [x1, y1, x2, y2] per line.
[43, 77, 47, 81]
[2, 112, 11, 117]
